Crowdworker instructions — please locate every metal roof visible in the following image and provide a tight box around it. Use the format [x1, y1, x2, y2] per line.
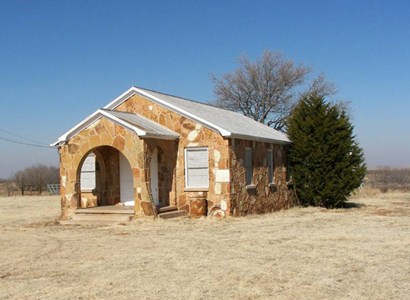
[53, 86, 290, 146]
[102, 109, 179, 139]
[132, 87, 290, 144]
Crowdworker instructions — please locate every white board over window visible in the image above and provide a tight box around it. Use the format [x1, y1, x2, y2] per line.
[185, 148, 209, 188]
[81, 153, 96, 191]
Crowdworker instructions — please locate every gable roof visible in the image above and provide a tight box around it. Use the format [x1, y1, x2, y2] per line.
[52, 109, 179, 146]
[53, 86, 290, 146]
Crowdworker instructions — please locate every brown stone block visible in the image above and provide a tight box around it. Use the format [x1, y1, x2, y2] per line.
[140, 186, 150, 200]
[69, 195, 78, 209]
[112, 136, 125, 151]
[178, 116, 185, 123]
[182, 122, 195, 130]
[68, 144, 78, 154]
[95, 122, 105, 134]
[178, 194, 186, 207]
[124, 137, 133, 151]
[136, 153, 145, 167]
[132, 168, 140, 179]
[174, 122, 181, 132]
[78, 129, 89, 138]
[141, 201, 153, 216]
[114, 124, 125, 136]
[190, 197, 207, 218]
[67, 169, 77, 181]
[207, 200, 215, 210]
[159, 114, 166, 125]
[223, 159, 231, 169]
[195, 131, 203, 142]
[101, 133, 112, 146]
[180, 204, 189, 212]
[79, 142, 91, 156]
[72, 135, 81, 144]
[90, 135, 100, 148]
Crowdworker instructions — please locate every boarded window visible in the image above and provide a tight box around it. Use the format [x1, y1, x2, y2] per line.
[245, 147, 253, 185]
[185, 148, 209, 188]
[267, 149, 274, 183]
[80, 153, 96, 191]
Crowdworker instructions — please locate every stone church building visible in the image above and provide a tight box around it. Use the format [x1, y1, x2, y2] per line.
[53, 86, 295, 220]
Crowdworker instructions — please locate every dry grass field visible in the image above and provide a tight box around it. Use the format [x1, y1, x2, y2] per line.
[0, 192, 409, 300]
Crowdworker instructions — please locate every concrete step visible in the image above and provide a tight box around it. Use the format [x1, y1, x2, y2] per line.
[157, 206, 178, 213]
[76, 207, 134, 215]
[158, 210, 187, 219]
[59, 219, 129, 225]
[71, 213, 133, 223]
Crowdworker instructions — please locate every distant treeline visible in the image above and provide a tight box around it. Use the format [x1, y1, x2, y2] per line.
[366, 167, 410, 192]
[2, 164, 59, 196]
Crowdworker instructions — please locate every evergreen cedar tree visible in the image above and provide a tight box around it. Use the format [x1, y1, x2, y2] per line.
[287, 95, 366, 208]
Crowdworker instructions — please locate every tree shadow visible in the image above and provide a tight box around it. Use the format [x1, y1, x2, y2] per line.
[341, 201, 365, 209]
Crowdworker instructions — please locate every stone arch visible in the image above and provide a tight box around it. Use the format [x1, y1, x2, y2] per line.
[74, 144, 140, 208]
[60, 118, 146, 218]
[72, 137, 139, 176]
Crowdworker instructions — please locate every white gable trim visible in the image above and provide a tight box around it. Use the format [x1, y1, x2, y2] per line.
[52, 109, 146, 146]
[102, 87, 137, 111]
[52, 110, 101, 146]
[104, 87, 232, 137]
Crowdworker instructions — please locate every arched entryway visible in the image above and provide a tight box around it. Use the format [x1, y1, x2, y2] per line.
[77, 146, 134, 208]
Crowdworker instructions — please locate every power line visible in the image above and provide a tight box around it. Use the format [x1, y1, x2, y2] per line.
[0, 135, 53, 149]
[0, 128, 47, 145]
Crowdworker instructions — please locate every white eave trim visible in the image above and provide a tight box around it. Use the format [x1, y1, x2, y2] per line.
[105, 87, 232, 137]
[229, 133, 291, 145]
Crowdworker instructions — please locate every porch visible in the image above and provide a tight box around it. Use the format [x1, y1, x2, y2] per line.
[61, 205, 187, 225]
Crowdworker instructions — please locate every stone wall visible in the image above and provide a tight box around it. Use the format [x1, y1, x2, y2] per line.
[116, 94, 231, 215]
[229, 139, 296, 216]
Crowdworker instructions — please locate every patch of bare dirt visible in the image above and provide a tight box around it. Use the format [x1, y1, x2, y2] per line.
[0, 194, 409, 299]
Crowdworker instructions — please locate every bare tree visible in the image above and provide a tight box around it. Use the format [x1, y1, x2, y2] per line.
[301, 73, 336, 99]
[14, 170, 28, 195]
[303, 73, 352, 116]
[12, 165, 59, 195]
[25, 164, 52, 194]
[212, 51, 338, 130]
[46, 166, 59, 185]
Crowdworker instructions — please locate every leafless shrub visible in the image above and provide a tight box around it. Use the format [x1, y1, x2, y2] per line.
[379, 186, 389, 193]
[365, 167, 410, 192]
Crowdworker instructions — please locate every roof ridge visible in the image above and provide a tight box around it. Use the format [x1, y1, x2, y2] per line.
[101, 108, 137, 116]
[134, 86, 224, 110]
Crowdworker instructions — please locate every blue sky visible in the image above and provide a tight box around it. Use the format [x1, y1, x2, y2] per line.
[0, 0, 409, 178]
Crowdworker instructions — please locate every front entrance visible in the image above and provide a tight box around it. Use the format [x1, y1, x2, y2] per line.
[78, 146, 134, 208]
[120, 152, 134, 205]
[150, 148, 159, 206]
